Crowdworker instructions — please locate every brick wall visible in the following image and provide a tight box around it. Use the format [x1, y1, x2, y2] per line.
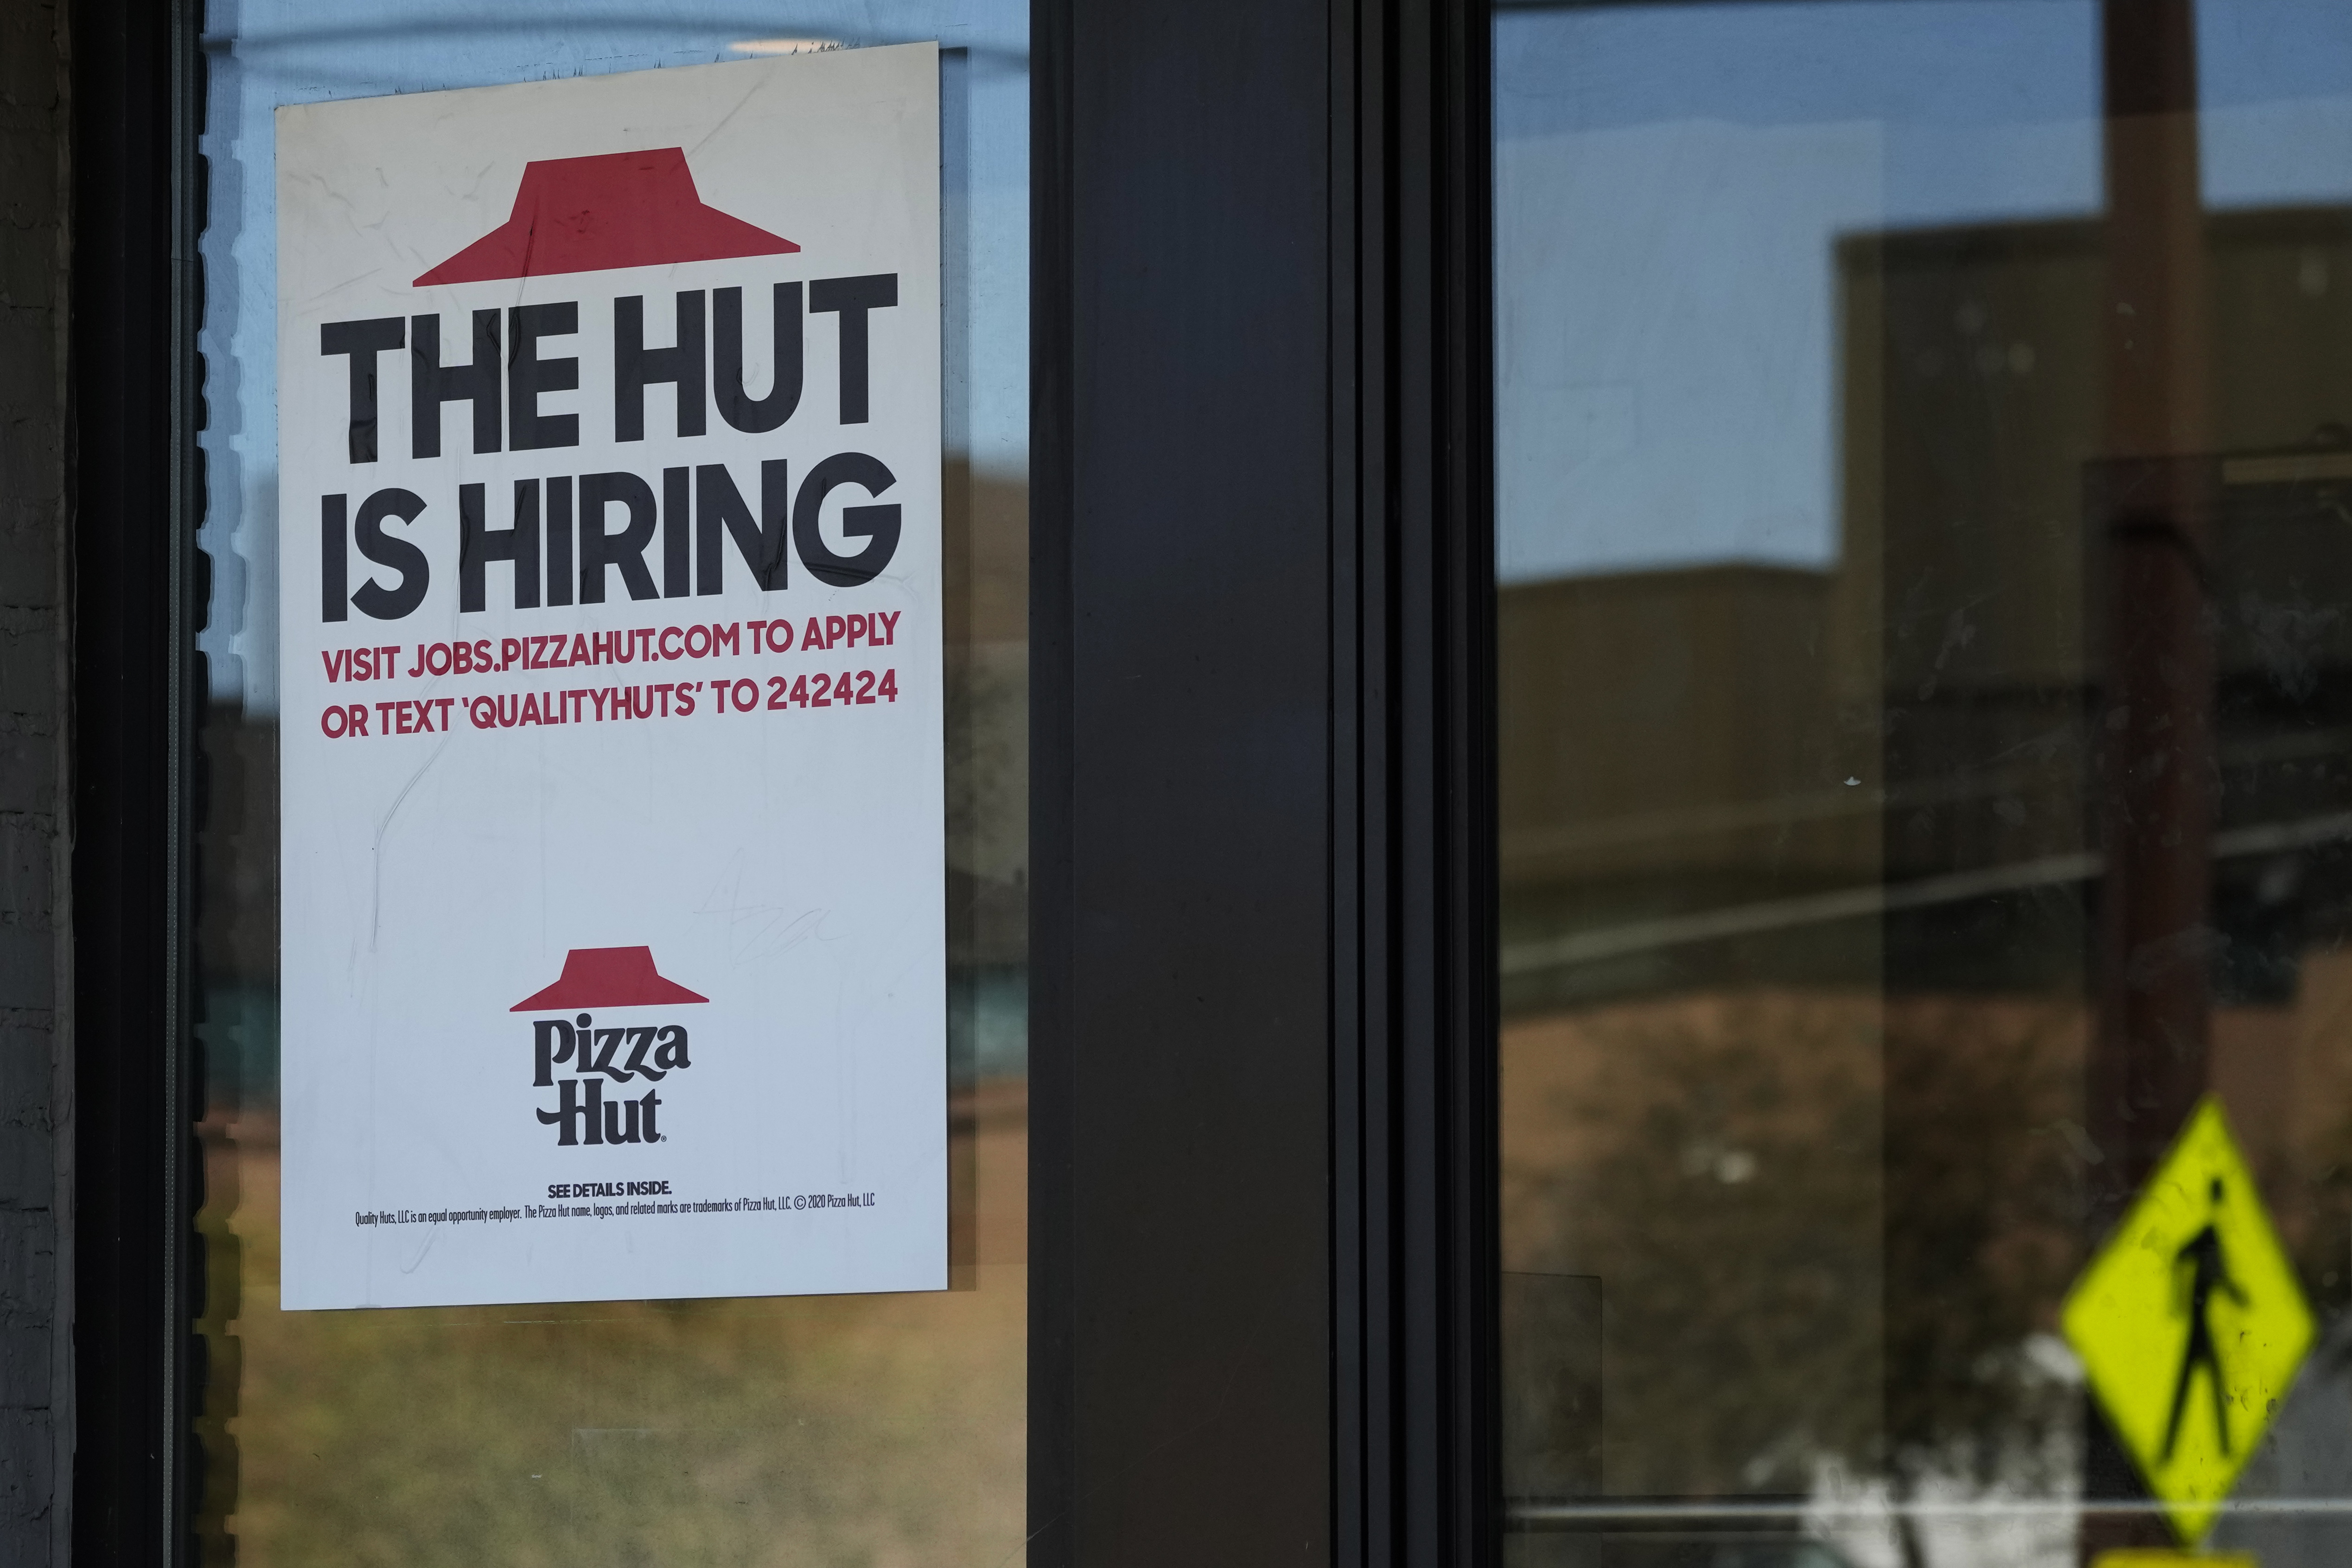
[0, 0, 74, 1561]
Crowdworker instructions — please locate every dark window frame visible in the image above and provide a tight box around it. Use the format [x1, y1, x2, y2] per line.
[70, 0, 205, 1562]
[1028, 0, 1496, 1564]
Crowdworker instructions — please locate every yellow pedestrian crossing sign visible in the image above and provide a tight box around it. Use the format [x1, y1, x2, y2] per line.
[2061, 1096, 2315, 1546]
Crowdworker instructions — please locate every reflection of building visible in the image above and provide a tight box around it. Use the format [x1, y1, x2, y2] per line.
[1502, 204, 2352, 1012]
[1499, 206, 2352, 1537]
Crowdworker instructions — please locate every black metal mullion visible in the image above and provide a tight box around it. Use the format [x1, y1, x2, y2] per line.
[1332, 0, 1387, 1559]
[1026, 0, 1077, 1555]
[70, 0, 192, 1561]
[1334, 0, 1496, 1563]
[167, 0, 207, 1560]
[1030, 0, 1491, 1561]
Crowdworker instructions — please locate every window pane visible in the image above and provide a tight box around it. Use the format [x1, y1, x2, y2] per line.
[193, 8, 1027, 1562]
[1496, 2, 2352, 1562]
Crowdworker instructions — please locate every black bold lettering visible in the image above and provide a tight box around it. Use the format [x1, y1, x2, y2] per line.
[793, 452, 901, 587]
[614, 292, 707, 441]
[320, 317, 404, 463]
[713, 282, 803, 433]
[578, 472, 659, 603]
[351, 487, 430, 620]
[663, 466, 690, 598]
[586, 1027, 632, 1082]
[535, 1076, 604, 1146]
[409, 310, 502, 458]
[620, 1026, 664, 1081]
[546, 475, 574, 607]
[532, 1019, 576, 1087]
[808, 274, 896, 424]
[459, 480, 543, 612]
[509, 301, 581, 451]
[321, 494, 350, 623]
[696, 460, 790, 593]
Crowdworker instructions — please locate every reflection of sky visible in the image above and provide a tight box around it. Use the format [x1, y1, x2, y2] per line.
[198, 0, 1026, 709]
[1497, 0, 2352, 586]
[2203, 0, 2352, 207]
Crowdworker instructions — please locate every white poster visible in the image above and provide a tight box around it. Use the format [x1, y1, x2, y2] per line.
[275, 45, 945, 1310]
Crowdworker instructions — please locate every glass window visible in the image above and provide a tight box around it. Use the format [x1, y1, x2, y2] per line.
[1496, 1, 2352, 1562]
[191, 6, 1027, 1561]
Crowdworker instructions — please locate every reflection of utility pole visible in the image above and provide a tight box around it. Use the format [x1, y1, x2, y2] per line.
[2085, 1, 2215, 1559]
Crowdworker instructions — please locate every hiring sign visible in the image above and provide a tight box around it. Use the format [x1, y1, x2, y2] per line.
[274, 45, 945, 1309]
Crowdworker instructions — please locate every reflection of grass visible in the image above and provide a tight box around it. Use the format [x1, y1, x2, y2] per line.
[1506, 990, 1889, 1496]
[198, 1092, 1026, 1568]
[1502, 990, 2088, 1500]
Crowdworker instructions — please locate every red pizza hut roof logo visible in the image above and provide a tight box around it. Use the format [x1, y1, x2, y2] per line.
[415, 147, 799, 287]
[512, 945, 709, 1011]
[518, 948, 704, 1147]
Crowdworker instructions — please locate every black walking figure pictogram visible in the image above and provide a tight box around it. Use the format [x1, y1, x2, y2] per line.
[2162, 1177, 2250, 1461]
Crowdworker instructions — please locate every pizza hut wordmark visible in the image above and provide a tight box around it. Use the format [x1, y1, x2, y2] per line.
[512, 946, 706, 1148]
